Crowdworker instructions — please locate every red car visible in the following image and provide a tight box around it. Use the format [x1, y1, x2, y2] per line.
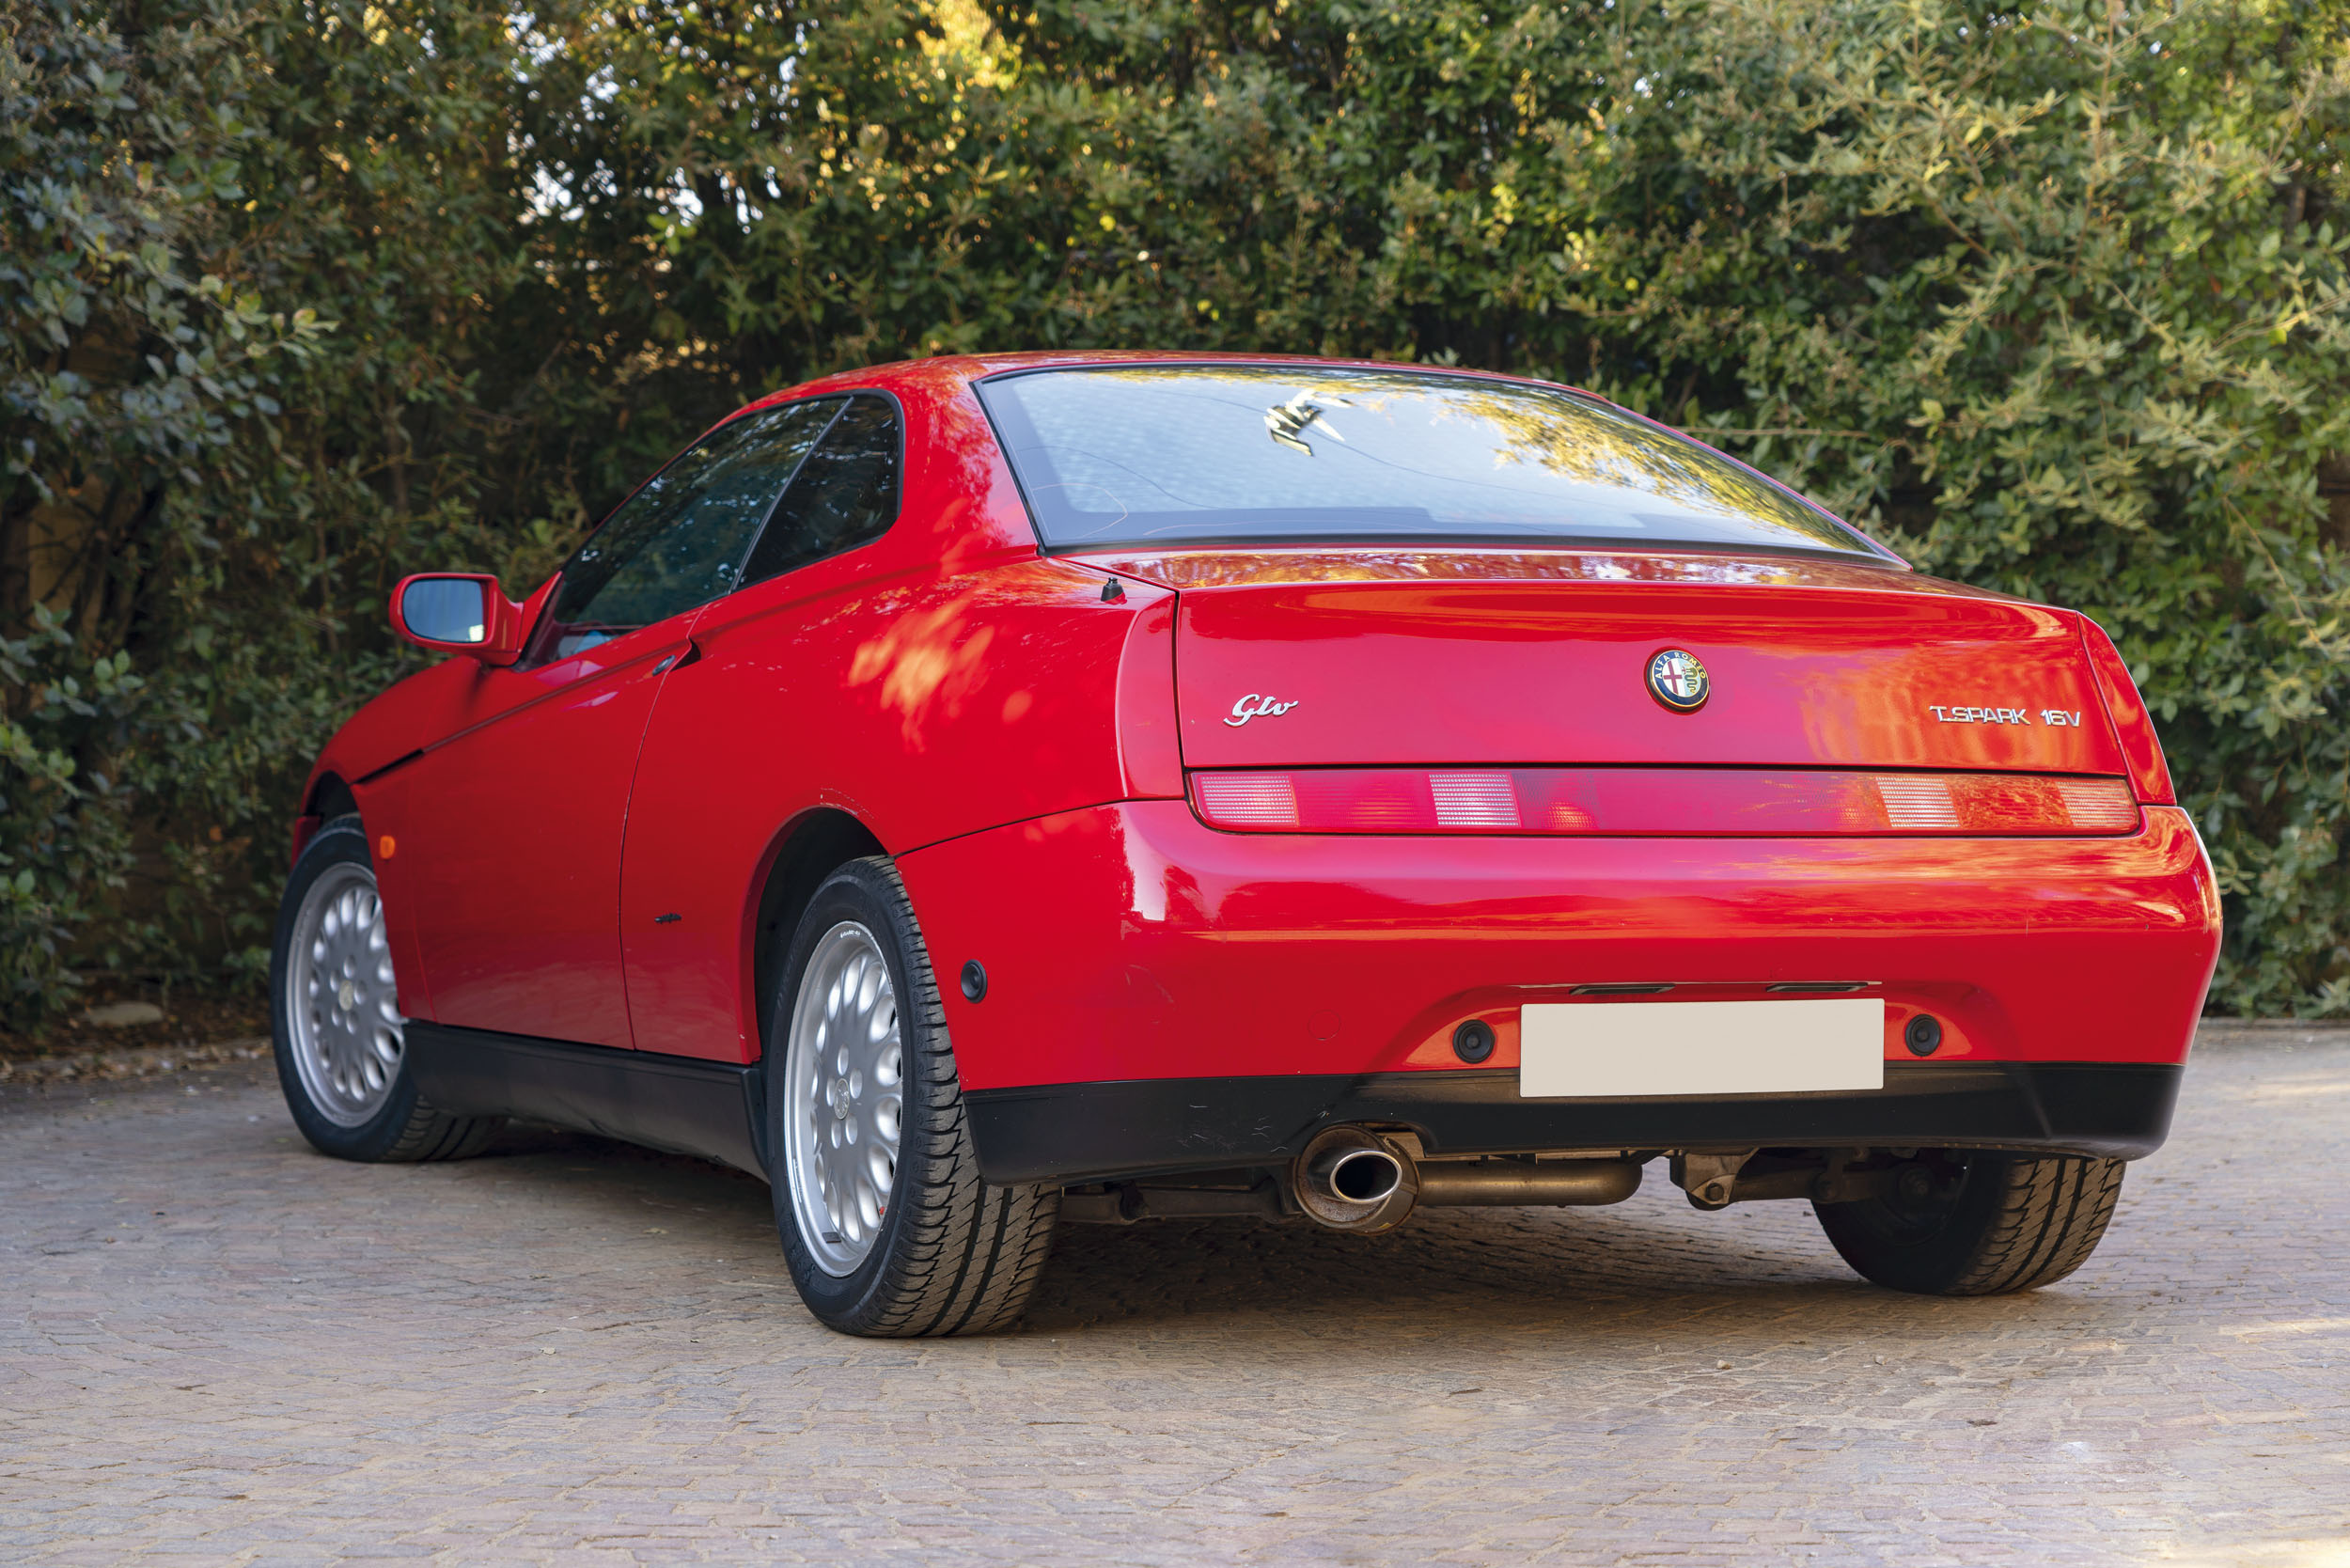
[273, 353, 2220, 1336]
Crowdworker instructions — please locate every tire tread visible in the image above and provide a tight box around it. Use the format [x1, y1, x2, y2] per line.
[1946, 1153, 2125, 1295]
[1814, 1151, 2125, 1296]
[773, 856, 1057, 1337]
[376, 1098, 504, 1164]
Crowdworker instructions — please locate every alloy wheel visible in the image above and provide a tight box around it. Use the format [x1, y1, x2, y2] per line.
[783, 921, 907, 1276]
[285, 862, 405, 1126]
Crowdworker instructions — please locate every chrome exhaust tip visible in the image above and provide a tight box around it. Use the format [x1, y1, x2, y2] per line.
[1292, 1127, 1418, 1232]
[1314, 1145, 1404, 1204]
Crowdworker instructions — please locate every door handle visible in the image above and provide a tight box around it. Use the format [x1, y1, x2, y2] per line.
[650, 640, 702, 678]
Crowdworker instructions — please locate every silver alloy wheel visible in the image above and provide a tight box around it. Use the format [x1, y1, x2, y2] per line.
[784, 921, 907, 1277]
[286, 862, 406, 1127]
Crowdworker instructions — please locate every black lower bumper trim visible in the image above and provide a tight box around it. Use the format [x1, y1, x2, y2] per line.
[964, 1061, 2183, 1186]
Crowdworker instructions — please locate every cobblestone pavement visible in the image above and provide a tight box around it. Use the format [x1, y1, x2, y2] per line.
[3, 1028, 2346, 1566]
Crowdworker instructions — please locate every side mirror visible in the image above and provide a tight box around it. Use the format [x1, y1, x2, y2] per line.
[390, 573, 525, 666]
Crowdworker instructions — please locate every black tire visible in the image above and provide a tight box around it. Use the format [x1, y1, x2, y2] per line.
[1812, 1150, 2125, 1295]
[766, 856, 1058, 1337]
[269, 816, 502, 1163]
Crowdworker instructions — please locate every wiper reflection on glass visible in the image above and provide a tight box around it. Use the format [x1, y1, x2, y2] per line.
[1264, 395, 1350, 456]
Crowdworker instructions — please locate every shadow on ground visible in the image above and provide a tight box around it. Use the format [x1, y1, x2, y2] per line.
[458, 1114, 2125, 1350]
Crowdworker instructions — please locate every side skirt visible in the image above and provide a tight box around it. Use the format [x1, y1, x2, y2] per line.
[406, 1023, 767, 1179]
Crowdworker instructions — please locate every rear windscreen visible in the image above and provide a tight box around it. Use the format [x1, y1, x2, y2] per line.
[976, 365, 1888, 559]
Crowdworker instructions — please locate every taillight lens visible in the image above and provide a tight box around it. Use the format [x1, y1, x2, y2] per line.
[2076, 617, 2176, 805]
[1190, 768, 2139, 836]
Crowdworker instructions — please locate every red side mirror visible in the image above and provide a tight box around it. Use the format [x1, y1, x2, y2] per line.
[390, 573, 525, 666]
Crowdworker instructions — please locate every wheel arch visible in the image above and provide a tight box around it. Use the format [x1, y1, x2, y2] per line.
[291, 773, 361, 863]
[748, 807, 889, 1060]
[307, 773, 359, 821]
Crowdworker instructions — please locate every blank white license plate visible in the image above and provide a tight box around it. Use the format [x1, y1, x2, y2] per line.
[1519, 998, 1885, 1099]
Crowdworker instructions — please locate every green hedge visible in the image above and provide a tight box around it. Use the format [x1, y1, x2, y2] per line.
[4, 0, 2346, 1026]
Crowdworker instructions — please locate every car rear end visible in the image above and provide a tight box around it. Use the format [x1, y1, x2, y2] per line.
[895, 358, 2217, 1286]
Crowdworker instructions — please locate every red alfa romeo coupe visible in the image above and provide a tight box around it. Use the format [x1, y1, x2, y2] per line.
[274, 353, 2219, 1337]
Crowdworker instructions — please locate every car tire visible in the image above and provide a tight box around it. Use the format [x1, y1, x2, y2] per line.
[1811, 1151, 2125, 1295]
[766, 856, 1058, 1337]
[269, 815, 503, 1163]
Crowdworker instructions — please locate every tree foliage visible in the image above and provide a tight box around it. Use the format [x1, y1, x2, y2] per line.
[2, 0, 2346, 1024]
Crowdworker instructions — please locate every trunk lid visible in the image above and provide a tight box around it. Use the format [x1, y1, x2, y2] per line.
[1136, 553, 2125, 775]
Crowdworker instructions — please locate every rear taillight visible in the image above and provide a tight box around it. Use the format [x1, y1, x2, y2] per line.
[2076, 617, 2176, 805]
[1189, 767, 2139, 836]
[1114, 590, 1183, 797]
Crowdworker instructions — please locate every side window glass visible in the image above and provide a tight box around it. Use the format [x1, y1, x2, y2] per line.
[533, 398, 842, 660]
[740, 395, 901, 588]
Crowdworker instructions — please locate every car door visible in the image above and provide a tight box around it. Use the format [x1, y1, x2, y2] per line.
[619, 394, 906, 1061]
[391, 398, 842, 1047]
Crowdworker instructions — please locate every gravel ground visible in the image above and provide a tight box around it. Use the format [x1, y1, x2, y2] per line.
[2, 1025, 2345, 1565]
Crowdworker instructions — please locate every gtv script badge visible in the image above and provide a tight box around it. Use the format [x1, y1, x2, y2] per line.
[1226, 693, 1302, 727]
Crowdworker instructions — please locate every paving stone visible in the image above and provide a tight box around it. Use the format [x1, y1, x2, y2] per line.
[1, 1029, 2346, 1562]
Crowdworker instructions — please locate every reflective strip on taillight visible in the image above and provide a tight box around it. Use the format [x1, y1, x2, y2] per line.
[2056, 777, 2141, 830]
[1188, 768, 2140, 836]
[1428, 771, 1521, 828]
[1192, 771, 1299, 826]
[1875, 776, 1960, 830]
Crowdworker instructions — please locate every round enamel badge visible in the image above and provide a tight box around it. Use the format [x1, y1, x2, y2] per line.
[1646, 648, 1710, 713]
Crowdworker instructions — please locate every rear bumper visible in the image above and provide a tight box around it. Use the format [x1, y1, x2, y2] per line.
[896, 800, 2219, 1179]
[965, 1061, 2183, 1184]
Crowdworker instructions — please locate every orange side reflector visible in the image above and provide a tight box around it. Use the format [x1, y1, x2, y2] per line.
[377, 835, 397, 859]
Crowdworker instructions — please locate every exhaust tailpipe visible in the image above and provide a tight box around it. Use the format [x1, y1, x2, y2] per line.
[1415, 1157, 1641, 1207]
[1292, 1127, 1418, 1232]
[1292, 1127, 1644, 1231]
[1317, 1145, 1404, 1204]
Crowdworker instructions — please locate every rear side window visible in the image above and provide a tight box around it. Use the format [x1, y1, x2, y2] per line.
[976, 366, 1887, 560]
[740, 395, 901, 588]
[538, 398, 842, 657]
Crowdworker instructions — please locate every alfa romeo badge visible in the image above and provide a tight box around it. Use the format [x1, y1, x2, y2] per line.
[1646, 648, 1710, 713]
